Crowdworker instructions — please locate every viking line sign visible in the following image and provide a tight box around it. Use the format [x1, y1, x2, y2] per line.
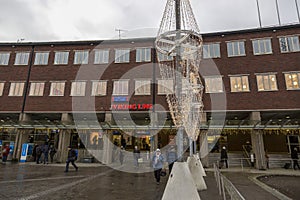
[110, 104, 153, 110]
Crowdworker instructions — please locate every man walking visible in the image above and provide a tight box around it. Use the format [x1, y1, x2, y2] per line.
[2, 144, 10, 163]
[291, 147, 300, 170]
[152, 149, 164, 185]
[220, 146, 228, 169]
[65, 146, 78, 172]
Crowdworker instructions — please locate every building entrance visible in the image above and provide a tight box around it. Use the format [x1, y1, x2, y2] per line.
[287, 135, 300, 153]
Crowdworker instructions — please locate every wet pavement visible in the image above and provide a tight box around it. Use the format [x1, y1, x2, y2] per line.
[1, 162, 300, 200]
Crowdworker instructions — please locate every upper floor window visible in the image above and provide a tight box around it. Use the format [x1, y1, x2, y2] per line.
[113, 80, 129, 95]
[157, 79, 174, 95]
[70, 81, 86, 96]
[227, 41, 245, 57]
[54, 51, 69, 65]
[9, 82, 25, 96]
[115, 49, 130, 63]
[74, 50, 89, 64]
[0, 52, 10, 65]
[279, 36, 300, 53]
[91, 80, 107, 96]
[204, 76, 224, 93]
[14, 52, 30, 65]
[34, 52, 49, 65]
[230, 75, 250, 92]
[29, 82, 45, 96]
[136, 48, 151, 62]
[0, 82, 5, 96]
[157, 52, 173, 62]
[50, 81, 65, 96]
[135, 79, 151, 95]
[252, 38, 272, 55]
[94, 49, 109, 64]
[203, 43, 220, 59]
[284, 72, 300, 90]
[256, 73, 278, 91]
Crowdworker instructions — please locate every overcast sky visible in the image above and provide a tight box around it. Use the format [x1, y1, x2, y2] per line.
[0, 0, 299, 42]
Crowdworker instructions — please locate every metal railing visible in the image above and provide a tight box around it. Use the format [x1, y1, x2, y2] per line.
[213, 163, 246, 200]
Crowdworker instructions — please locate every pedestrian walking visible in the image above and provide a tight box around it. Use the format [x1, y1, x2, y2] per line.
[250, 150, 255, 168]
[119, 146, 125, 165]
[265, 149, 269, 169]
[49, 145, 57, 163]
[32, 144, 38, 162]
[219, 146, 228, 169]
[36, 145, 42, 164]
[291, 147, 300, 170]
[64, 146, 78, 172]
[152, 149, 164, 185]
[2, 144, 10, 163]
[166, 145, 177, 174]
[133, 146, 140, 167]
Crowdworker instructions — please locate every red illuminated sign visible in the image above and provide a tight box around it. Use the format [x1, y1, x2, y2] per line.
[110, 104, 153, 110]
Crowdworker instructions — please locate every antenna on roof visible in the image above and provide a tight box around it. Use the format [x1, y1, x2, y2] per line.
[115, 28, 127, 40]
[17, 38, 25, 43]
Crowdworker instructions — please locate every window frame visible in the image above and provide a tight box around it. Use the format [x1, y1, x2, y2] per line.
[112, 80, 129, 95]
[204, 76, 224, 93]
[134, 79, 151, 95]
[229, 75, 250, 92]
[0, 52, 10, 65]
[29, 82, 45, 96]
[94, 49, 109, 64]
[70, 81, 86, 96]
[203, 43, 221, 59]
[157, 79, 174, 95]
[279, 35, 300, 53]
[0, 82, 5, 96]
[14, 52, 30, 65]
[34, 52, 49, 65]
[283, 71, 300, 90]
[54, 51, 69, 65]
[252, 38, 273, 55]
[115, 49, 130, 63]
[226, 40, 246, 57]
[8, 82, 25, 96]
[255, 73, 278, 92]
[136, 47, 151, 62]
[74, 50, 89, 65]
[49, 81, 66, 96]
[91, 80, 108, 96]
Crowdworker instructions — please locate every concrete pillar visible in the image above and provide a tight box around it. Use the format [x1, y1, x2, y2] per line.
[61, 113, 72, 122]
[105, 111, 112, 123]
[199, 112, 209, 167]
[250, 112, 266, 170]
[57, 129, 71, 163]
[102, 130, 113, 164]
[13, 113, 31, 161]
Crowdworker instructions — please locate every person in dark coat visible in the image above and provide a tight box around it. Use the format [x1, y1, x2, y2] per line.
[36, 145, 42, 164]
[42, 143, 49, 164]
[133, 146, 140, 167]
[2, 144, 10, 163]
[119, 146, 125, 165]
[32, 144, 38, 162]
[166, 145, 177, 174]
[291, 147, 300, 170]
[220, 146, 228, 169]
[65, 146, 78, 172]
[49, 145, 57, 163]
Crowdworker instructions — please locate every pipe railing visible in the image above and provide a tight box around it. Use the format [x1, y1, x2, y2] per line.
[213, 163, 246, 200]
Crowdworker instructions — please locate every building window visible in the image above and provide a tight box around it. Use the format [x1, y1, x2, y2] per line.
[34, 52, 49, 65]
[157, 52, 173, 62]
[204, 76, 224, 93]
[157, 79, 174, 95]
[252, 38, 272, 55]
[230, 75, 250, 92]
[113, 80, 129, 95]
[14, 52, 30, 65]
[135, 79, 151, 95]
[74, 51, 89, 64]
[54, 51, 69, 65]
[279, 36, 300, 53]
[0, 52, 10, 65]
[94, 49, 109, 64]
[256, 74, 278, 91]
[227, 41, 246, 57]
[91, 81, 107, 96]
[203, 43, 220, 59]
[29, 82, 45, 96]
[136, 48, 151, 62]
[50, 81, 65, 96]
[115, 49, 130, 63]
[9, 82, 25, 96]
[284, 72, 300, 90]
[0, 82, 5, 96]
[70, 81, 86, 96]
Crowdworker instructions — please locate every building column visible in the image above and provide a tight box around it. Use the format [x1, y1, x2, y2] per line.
[199, 112, 209, 167]
[102, 111, 113, 164]
[13, 113, 31, 161]
[57, 113, 73, 163]
[250, 112, 266, 170]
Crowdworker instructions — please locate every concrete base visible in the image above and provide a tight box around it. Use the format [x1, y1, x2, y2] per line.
[162, 162, 201, 200]
[187, 156, 207, 191]
[193, 154, 207, 177]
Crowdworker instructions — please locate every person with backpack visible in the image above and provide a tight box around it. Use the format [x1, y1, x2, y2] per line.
[49, 145, 57, 163]
[64, 146, 78, 172]
[36, 145, 42, 164]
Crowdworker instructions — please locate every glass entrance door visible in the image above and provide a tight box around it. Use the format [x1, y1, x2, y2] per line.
[287, 135, 300, 153]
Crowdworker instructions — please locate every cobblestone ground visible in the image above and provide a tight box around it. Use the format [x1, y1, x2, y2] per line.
[258, 175, 300, 200]
[0, 163, 167, 200]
